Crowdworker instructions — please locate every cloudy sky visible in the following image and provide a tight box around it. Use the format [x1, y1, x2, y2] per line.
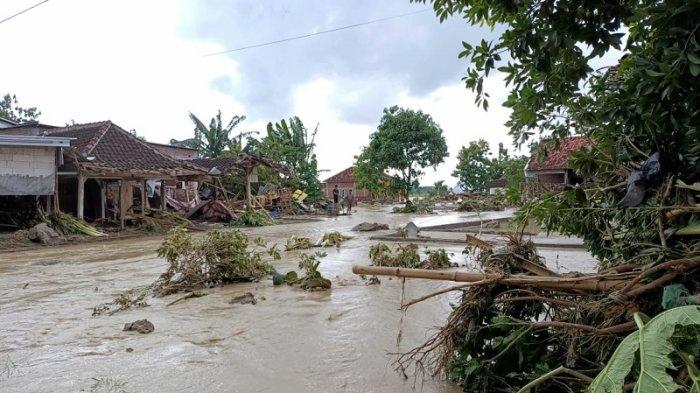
[1, 0, 517, 186]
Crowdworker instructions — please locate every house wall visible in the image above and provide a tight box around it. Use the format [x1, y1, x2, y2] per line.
[536, 172, 566, 184]
[0, 146, 56, 195]
[323, 181, 371, 202]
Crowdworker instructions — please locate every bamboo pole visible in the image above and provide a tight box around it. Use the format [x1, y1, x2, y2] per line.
[351, 265, 631, 293]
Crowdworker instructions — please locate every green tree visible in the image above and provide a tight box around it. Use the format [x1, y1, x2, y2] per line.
[452, 139, 493, 192]
[259, 117, 323, 201]
[0, 94, 40, 123]
[170, 111, 247, 158]
[359, 106, 448, 203]
[429, 180, 450, 198]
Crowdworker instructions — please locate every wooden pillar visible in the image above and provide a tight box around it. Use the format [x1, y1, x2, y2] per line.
[141, 179, 147, 216]
[160, 180, 166, 211]
[99, 181, 106, 220]
[245, 167, 253, 210]
[119, 179, 125, 230]
[77, 173, 85, 219]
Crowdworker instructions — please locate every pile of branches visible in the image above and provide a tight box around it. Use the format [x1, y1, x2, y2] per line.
[370, 243, 453, 269]
[317, 231, 352, 248]
[393, 200, 435, 214]
[394, 234, 700, 392]
[457, 194, 509, 212]
[284, 235, 313, 251]
[230, 208, 272, 227]
[153, 227, 273, 296]
[50, 211, 106, 237]
[131, 207, 194, 232]
[272, 251, 332, 290]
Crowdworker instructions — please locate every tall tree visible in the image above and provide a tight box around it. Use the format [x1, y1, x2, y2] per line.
[359, 106, 448, 203]
[452, 139, 493, 192]
[0, 94, 40, 123]
[260, 117, 323, 201]
[170, 111, 246, 158]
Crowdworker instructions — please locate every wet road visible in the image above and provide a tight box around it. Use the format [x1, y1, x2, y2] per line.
[0, 206, 596, 392]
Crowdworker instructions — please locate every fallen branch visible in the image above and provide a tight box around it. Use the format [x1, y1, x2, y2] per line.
[400, 280, 493, 310]
[516, 366, 593, 393]
[352, 265, 631, 293]
[166, 291, 206, 306]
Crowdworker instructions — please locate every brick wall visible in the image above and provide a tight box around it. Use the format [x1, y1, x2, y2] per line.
[0, 146, 55, 177]
[0, 146, 56, 195]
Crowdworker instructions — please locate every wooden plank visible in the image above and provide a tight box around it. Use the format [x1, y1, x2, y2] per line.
[77, 173, 85, 219]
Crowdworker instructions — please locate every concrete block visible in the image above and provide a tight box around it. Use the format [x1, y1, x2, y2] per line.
[12, 154, 33, 162]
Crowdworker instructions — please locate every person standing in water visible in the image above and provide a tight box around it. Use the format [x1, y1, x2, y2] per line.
[333, 185, 339, 204]
[347, 189, 355, 215]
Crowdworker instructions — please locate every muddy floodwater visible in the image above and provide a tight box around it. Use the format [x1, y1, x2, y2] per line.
[0, 206, 597, 392]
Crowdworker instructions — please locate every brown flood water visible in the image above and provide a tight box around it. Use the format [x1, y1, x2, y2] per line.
[0, 205, 596, 392]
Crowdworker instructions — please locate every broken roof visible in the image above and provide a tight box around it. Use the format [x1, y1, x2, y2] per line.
[525, 136, 591, 172]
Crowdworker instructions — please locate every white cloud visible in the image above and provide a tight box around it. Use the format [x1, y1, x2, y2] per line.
[0, 0, 243, 142]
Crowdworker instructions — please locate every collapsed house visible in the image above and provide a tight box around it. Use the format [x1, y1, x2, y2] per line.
[0, 121, 207, 228]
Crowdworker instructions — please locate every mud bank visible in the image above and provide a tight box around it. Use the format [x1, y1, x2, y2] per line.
[0, 206, 596, 392]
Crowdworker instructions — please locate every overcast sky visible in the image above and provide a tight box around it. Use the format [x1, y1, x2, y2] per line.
[1, 0, 518, 186]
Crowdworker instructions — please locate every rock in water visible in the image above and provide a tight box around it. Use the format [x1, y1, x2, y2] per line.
[123, 319, 154, 334]
[27, 223, 65, 245]
[230, 292, 257, 305]
[352, 222, 390, 232]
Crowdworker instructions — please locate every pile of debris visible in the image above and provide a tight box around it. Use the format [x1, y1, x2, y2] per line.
[369, 243, 454, 269]
[393, 200, 434, 214]
[352, 222, 389, 232]
[354, 234, 700, 392]
[456, 194, 509, 212]
[153, 227, 273, 296]
[272, 251, 332, 290]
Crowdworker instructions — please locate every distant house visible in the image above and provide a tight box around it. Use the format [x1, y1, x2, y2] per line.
[148, 142, 198, 160]
[486, 179, 507, 195]
[322, 166, 395, 202]
[525, 136, 590, 190]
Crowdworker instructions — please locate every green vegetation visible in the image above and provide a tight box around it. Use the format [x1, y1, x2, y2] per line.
[0, 93, 40, 123]
[50, 212, 106, 237]
[399, 0, 700, 390]
[317, 231, 352, 248]
[154, 227, 272, 295]
[356, 106, 448, 204]
[257, 117, 323, 202]
[369, 243, 452, 269]
[588, 306, 700, 393]
[452, 139, 527, 195]
[229, 209, 272, 227]
[456, 194, 508, 212]
[170, 111, 249, 158]
[392, 200, 434, 214]
[284, 235, 313, 251]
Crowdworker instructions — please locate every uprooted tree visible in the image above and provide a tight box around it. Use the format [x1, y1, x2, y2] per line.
[356, 105, 448, 205]
[385, 0, 700, 391]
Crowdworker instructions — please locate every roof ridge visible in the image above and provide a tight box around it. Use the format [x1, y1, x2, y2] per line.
[83, 121, 112, 156]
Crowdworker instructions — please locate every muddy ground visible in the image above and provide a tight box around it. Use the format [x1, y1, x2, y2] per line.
[0, 205, 597, 393]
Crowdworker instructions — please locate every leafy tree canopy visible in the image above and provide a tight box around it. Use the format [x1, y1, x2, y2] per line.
[258, 117, 323, 201]
[359, 106, 448, 201]
[453, 139, 527, 193]
[170, 111, 249, 158]
[0, 94, 40, 123]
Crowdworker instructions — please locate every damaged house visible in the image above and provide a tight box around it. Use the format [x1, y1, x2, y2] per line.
[0, 121, 207, 228]
[524, 136, 590, 194]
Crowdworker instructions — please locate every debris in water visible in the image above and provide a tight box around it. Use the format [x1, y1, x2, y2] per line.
[92, 288, 150, 316]
[153, 227, 272, 296]
[284, 235, 313, 251]
[367, 276, 381, 285]
[316, 231, 352, 248]
[229, 292, 257, 305]
[123, 319, 154, 334]
[166, 291, 206, 307]
[352, 222, 389, 232]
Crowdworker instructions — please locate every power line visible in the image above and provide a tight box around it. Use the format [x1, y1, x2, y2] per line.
[0, 0, 51, 25]
[203, 8, 431, 57]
